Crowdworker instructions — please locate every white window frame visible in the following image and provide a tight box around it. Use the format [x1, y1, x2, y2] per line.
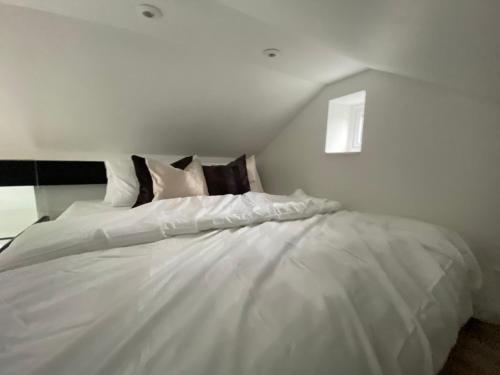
[347, 104, 365, 152]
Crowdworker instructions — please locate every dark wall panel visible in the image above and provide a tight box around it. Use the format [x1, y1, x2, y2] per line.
[0, 160, 37, 186]
[0, 160, 107, 186]
[36, 161, 107, 185]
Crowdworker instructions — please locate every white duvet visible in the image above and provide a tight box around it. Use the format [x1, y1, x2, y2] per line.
[0, 191, 481, 375]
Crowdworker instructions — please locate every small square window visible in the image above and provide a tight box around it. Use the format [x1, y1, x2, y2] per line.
[325, 90, 366, 153]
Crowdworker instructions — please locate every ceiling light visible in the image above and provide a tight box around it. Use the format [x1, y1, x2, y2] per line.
[137, 4, 163, 19]
[263, 48, 280, 58]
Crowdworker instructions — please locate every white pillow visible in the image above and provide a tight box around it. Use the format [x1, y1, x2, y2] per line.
[103, 159, 139, 207]
[246, 155, 264, 192]
[147, 156, 208, 200]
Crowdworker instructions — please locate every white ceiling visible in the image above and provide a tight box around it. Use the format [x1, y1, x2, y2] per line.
[222, 0, 500, 102]
[1, 0, 498, 157]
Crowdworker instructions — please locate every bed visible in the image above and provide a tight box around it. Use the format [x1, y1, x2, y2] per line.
[57, 200, 129, 220]
[0, 191, 481, 375]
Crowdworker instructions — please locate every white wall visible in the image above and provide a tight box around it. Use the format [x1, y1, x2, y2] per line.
[258, 70, 500, 322]
[0, 186, 38, 237]
[35, 185, 106, 219]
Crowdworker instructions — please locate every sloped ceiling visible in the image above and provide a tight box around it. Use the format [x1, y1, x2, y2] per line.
[0, 0, 365, 157]
[1, 0, 498, 158]
[223, 0, 500, 103]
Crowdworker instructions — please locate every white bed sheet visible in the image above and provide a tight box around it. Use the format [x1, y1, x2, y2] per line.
[57, 200, 129, 220]
[0, 191, 481, 375]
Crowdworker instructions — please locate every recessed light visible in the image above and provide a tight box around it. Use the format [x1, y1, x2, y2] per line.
[137, 4, 163, 19]
[263, 48, 280, 58]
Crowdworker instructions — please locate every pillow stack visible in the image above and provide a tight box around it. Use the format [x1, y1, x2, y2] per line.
[104, 155, 264, 207]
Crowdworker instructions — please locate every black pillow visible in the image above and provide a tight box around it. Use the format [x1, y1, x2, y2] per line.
[132, 155, 193, 207]
[202, 155, 250, 196]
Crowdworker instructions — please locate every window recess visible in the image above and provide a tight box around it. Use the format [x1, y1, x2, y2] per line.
[325, 90, 366, 154]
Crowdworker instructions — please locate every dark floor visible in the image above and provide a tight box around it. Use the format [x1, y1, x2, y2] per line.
[439, 319, 500, 375]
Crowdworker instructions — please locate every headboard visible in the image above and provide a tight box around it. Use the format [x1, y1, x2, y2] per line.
[0, 160, 107, 186]
[0, 160, 108, 231]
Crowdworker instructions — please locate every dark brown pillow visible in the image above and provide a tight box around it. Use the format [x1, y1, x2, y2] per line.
[132, 155, 193, 207]
[202, 155, 250, 196]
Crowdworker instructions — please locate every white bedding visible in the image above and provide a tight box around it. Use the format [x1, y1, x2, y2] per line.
[57, 200, 129, 220]
[0, 191, 481, 375]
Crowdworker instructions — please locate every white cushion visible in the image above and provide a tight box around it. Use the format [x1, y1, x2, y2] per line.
[147, 156, 208, 200]
[103, 159, 139, 207]
[246, 155, 264, 192]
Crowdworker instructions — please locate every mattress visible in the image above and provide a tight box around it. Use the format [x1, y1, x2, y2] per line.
[0, 191, 482, 375]
[57, 200, 129, 220]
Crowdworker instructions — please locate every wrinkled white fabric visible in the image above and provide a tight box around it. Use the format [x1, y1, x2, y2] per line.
[0, 192, 481, 375]
[0, 191, 340, 271]
[57, 200, 129, 220]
